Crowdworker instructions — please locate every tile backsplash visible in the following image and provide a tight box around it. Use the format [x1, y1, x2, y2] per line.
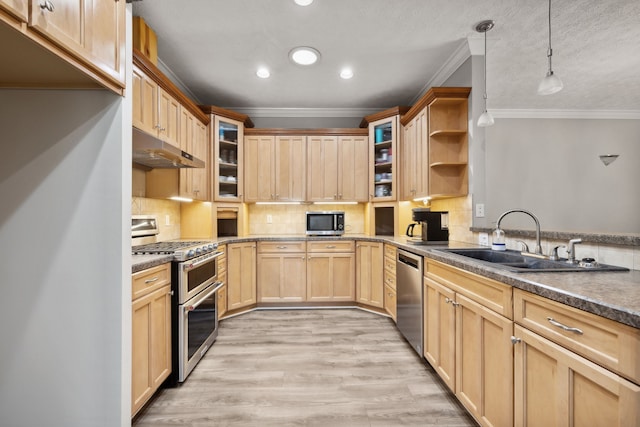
[132, 197, 181, 242]
[248, 204, 366, 235]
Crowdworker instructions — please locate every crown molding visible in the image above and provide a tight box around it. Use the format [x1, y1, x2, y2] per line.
[156, 57, 203, 105]
[228, 107, 383, 118]
[490, 109, 640, 120]
[409, 39, 471, 105]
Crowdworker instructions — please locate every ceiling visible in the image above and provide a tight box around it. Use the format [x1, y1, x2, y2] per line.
[132, 0, 640, 115]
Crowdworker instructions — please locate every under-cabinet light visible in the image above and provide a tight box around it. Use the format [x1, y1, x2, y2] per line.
[313, 201, 358, 205]
[255, 202, 302, 205]
[169, 196, 193, 203]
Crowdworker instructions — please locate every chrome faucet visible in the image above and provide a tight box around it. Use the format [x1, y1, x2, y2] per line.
[566, 238, 583, 264]
[496, 209, 543, 255]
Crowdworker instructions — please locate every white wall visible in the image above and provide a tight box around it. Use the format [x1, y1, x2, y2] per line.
[485, 118, 640, 233]
[0, 89, 129, 426]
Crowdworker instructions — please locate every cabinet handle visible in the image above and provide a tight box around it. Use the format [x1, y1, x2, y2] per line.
[547, 317, 583, 335]
[276, 246, 287, 249]
[144, 276, 159, 284]
[40, 0, 54, 11]
[510, 336, 522, 344]
[325, 245, 336, 249]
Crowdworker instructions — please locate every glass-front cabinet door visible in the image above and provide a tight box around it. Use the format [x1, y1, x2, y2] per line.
[213, 116, 244, 202]
[369, 116, 398, 202]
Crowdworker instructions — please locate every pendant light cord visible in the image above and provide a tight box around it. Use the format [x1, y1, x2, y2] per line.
[483, 30, 488, 105]
[547, 0, 553, 72]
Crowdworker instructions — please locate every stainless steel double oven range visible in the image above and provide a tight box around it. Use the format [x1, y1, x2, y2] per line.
[132, 216, 223, 384]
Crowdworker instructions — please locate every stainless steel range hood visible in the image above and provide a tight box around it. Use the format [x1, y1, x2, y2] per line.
[132, 128, 205, 169]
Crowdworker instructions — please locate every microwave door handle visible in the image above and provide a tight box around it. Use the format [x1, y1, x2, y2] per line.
[334, 215, 337, 230]
[185, 281, 224, 312]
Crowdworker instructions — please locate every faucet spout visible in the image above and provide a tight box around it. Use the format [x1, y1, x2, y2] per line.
[496, 209, 543, 255]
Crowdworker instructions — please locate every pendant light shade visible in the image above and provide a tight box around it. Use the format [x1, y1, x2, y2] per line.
[476, 20, 495, 128]
[538, 0, 563, 95]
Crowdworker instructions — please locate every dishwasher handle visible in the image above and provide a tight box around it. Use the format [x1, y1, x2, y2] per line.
[398, 252, 420, 269]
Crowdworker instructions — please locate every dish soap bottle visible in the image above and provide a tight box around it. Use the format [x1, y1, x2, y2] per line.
[491, 227, 506, 251]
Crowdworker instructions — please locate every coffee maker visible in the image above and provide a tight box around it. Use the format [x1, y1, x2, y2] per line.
[406, 208, 449, 244]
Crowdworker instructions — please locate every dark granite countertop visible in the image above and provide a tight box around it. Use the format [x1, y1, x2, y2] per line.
[213, 235, 640, 328]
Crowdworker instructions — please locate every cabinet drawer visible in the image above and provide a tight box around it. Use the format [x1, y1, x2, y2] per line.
[258, 241, 306, 253]
[384, 254, 396, 275]
[514, 289, 640, 384]
[307, 240, 355, 253]
[384, 269, 396, 291]
[384, 244, 397, 261]
[425, 259, 512, 319]
[384, 283, 397, 321]
[132, 263, 170, 300]
[218, 255, 226, 275]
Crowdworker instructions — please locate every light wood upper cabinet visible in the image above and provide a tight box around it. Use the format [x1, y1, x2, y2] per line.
[275, 136, 306, 202]
[29, 0, 85, 60]
[213, 116, 244, 202]
[0, 0, 28, 21]
[132, 66, 158, 135]
[84, 0, 125, 84]
[157, 87, 180, 147]
[307, 135, 339, 202]
[355, 241, 384, 308]
[180, 117, 209, 201]
[370, 116, 399, 201]
[400, 108, 428, 200]
[244, 135, 276, 202]
[338, 136, 369, 202]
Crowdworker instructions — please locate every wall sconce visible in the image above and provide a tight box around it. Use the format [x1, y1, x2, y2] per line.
[599, 154, 619, 166]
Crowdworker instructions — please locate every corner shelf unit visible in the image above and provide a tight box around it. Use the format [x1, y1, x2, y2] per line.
[427, 97, 469, 198]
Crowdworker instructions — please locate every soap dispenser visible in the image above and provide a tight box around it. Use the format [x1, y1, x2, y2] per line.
[492, 227, 506, 251]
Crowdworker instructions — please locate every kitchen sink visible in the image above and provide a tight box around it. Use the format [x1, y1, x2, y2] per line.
[437, 248, 629, 273]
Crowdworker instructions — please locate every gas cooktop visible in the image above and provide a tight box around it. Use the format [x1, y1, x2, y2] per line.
[132, 241, 218, 261]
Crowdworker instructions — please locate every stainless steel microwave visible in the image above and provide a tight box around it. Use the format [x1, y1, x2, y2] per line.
[306, 211, 345, 236]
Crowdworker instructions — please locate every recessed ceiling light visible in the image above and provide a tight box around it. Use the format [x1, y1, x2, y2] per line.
[294, 0, 313, 6]
[340, 68, 354, 79]
[289, 46, 320, 66]
[256, 67, 270, 78]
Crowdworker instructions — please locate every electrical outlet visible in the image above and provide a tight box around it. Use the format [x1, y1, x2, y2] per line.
[165, 214, 171, 226]
[266, 214, 273, 224]
[475, 203, 485, 218]
[479, 232, 489, 246]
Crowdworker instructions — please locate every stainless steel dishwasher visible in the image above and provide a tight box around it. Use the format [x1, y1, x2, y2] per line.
[396, 249, 424, 355]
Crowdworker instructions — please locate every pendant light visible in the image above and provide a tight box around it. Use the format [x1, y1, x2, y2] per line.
[476, 20, 495, 127]
[538, 0, 563, 95]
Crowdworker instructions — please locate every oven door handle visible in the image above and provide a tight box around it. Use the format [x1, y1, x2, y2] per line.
[184, 251, 223, 271]
[185, 281, 224, 312]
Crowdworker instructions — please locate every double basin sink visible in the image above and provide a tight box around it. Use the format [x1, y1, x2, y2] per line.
[437, 248, 629, 273]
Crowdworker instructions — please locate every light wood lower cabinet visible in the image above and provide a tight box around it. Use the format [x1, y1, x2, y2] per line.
[384, 284, 397, 320]
[513, 324, 640, 427]
[355, 241, 384, 308]
[217, 244, 227, 319]
[227, 242, 257, 311]
[383, 244, 397, 320]
[424, 259, 514, 427]
[257, 242, 307, 303]
[306, 247, 355, 302]
[131, 263, 172, 417]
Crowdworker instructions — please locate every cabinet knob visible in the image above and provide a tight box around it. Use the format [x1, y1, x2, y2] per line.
[40, 0, 54, 11]
[510, 336, 522, 345]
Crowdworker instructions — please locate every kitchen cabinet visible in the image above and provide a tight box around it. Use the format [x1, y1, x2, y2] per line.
[355, 241, 384, 308]
[131, 263, 171, 417]
[244, 135, 306, 202]
[424, 259, 514, 427]
[213, 116, 244, 202]
[400, 107, 428, 200]
[0, 0, 126, 92]
[369, 115, 400, 201]
[227, 242, 256, 311]
[217, 244, 227, 319]
[306, 241, 355, 302]
[512, 289, 640, 427]
[383, 244, 397, 320]
[257, 241, 306, 302]
[180, 117, 209, 200]
[307, 135, 368, 202]
[400, 87, 470, 200]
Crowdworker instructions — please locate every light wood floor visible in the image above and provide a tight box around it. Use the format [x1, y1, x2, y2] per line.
[133, 309, 478, 426]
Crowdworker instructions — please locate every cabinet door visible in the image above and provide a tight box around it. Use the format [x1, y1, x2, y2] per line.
[0, 0, 28, 21]
[132, 284, 171, 417]
[306, 253, 354, 302]
[258, 253, 306, 302]
[355, 242, 384, 308]
[330, 253, 356, 301]
[158, 88, 180, 146]
[513, 325, 640, 427]
[214, 116, 244, 202]
[400, 118, 416, 200]
[423, 276, 456, 391]
[217, 284, 227, 319]
[191, 120, 209, 200]
[275, 135, 306, 202]
[244, 135, 275, 202]
[414, 108, 429, 199]
[306, 136, 338, 201]
[384, 284, 397, 321]
[85, 0, 125, 85]
[132, 66, 157, 135]
[456, 293, 514, 427]
[338, 136, 369, 202]
[227, 242, 256, 311]
[29, 0, 85, 58]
